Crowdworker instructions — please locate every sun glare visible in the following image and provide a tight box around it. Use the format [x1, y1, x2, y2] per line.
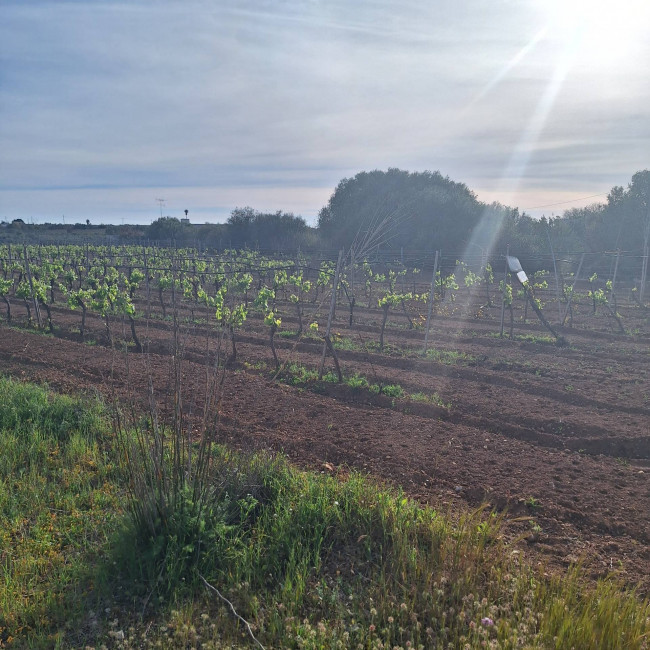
[544, 0, 650, 67]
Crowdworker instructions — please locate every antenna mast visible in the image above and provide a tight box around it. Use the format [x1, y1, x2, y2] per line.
[155, 198, 166, 219]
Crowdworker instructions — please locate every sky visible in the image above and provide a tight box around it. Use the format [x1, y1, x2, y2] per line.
[1, 0, 648, 226]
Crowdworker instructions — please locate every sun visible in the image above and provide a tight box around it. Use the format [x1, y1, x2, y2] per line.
[541, 0, 650, 68]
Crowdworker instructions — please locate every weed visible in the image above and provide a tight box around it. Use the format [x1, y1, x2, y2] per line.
[525, 496, 541, 510]
[516, 333, 560, 345]
[426, 347, 475, 365]
[410, 392, 452, 409]
[379, 383, 405, 399]
[345, 373, 369, 390]
[331, 335, 361, 351]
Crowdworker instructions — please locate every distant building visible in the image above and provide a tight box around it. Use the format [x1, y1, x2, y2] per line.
[180, 217, 190, 225]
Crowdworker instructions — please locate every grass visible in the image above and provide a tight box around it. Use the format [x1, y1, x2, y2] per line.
[514, 333, 559, 345]
[425, 347, 476, 365]
[276, 362, 450, 407]
[487, 332, 570, 347]
[329, 334, 477, 366]
[331, 334, 477, 366]
[277, 329, 320, 340]
[0, 377, 648, 648]
[488, 331, 560, 346]
[410, 391, 453, 409]
[0, 377, 122, 647]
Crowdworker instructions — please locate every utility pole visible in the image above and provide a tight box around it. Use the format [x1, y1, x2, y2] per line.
[155, 198, 166, 219]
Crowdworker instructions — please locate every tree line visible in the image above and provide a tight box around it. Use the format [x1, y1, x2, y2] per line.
[148, 168, 649, 257]
[3, 169, 648, 258]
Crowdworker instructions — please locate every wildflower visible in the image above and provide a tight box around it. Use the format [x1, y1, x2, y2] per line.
[400, 603, 408, 612]
[369, 624, 376, 633]
[388, 616, 394, 624]
[481, 617, 494, 627]
[370, 608, 377, 617]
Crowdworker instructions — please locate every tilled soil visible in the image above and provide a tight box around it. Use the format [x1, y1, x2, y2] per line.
[1, 296, 649, 592]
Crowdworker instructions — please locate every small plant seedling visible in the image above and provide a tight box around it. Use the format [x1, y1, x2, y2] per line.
[529, 520, 543, 541]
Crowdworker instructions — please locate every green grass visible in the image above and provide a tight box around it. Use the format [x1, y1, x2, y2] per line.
[488, 331, 560, 346]
[276, 363, 449, 407]
[0, 377, 123, 647]
[277, 329, 320, 340]
[0, 377, 648, 649]
[331, 334, 363, 351]
[330, 335, 477, 366]
[514, 333, 559, 345]
[410, 391, 452, 409]
[425, 347, 476, 364]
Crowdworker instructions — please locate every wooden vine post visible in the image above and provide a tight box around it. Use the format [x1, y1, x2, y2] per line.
[23, 244, 42, 329]
[641, 204, 650, 303]
[561, 253, 585, 326]
[318, 249, 344, 381]
[422, 250, 439, 355]
[142, 245, 151, 317]
[499, 245, 509, 337]
[610, 249, 621, 307]
[546, 228, 561, 324]
[640, 246, 649, 303]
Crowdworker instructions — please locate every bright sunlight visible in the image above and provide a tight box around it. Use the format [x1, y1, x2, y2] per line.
[543, 0, 650, 67]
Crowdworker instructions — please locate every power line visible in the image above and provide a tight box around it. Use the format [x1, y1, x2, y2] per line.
[525, 193, 606, 211]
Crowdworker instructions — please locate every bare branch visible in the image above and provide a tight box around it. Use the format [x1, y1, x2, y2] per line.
[199, 574, 266, 650]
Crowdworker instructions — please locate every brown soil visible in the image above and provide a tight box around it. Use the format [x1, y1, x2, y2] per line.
[1, 295, 649, 592]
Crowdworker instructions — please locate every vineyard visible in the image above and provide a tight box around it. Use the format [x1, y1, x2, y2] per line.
[1, 242, 649, 591]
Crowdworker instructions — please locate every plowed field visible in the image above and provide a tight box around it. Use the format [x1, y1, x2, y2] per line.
[1, 293, 648, 592]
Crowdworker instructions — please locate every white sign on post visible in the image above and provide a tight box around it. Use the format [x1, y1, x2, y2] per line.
[506, 256, 528, 284]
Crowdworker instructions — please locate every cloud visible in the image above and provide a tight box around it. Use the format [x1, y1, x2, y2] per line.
[1, 0, 648, 224]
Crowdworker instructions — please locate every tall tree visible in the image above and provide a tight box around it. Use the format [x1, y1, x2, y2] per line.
[553, 170, 650, 253]
[318, 169, 484, 252]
